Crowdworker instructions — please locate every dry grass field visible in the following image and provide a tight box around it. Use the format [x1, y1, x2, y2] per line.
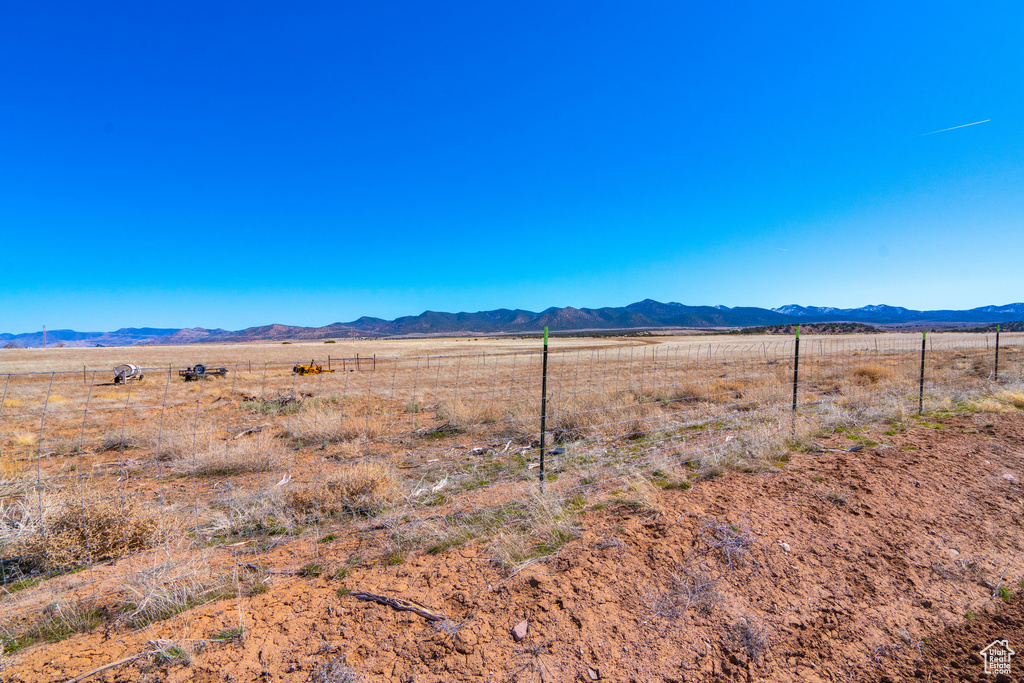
[0, 332, 1021, 681]
[0, 331, 1009, 374]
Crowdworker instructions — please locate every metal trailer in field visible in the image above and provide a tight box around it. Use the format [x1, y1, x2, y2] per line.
[178, 364, 228, 381]
[113, 364, 144, 384]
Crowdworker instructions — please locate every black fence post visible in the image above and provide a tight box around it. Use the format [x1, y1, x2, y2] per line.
[918, 331, 926, 415]
[791, 325, 800, 433]
[539, 327, 549, 491]
[994, 323, 1001, 382]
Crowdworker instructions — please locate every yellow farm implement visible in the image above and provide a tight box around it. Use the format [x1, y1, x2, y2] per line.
[292, 359, 334, 375]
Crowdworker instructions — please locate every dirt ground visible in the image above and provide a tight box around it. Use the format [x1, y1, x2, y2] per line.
[3, 409, 1024, 683]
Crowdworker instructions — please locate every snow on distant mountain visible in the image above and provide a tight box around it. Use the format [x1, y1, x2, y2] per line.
[773, 304, 916, 317]
[971, 303, 1024, 314]
[772, 305, 841, 316]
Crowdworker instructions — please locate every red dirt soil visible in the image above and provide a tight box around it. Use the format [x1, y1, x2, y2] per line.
[3, 411, 1024, 683]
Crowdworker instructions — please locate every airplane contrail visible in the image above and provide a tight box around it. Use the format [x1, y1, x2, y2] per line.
[922, 119, 990, 136]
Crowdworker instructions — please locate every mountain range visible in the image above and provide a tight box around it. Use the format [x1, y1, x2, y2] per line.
[3, 301, 1023, 348]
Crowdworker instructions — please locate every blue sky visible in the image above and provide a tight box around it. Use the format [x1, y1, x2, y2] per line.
[2, 2, 1022, 332]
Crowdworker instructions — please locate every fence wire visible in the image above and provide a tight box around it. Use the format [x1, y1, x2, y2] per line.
[0, 333, 1021, 636]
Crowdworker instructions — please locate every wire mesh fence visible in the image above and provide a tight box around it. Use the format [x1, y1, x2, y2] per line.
[0, 332, 1021, 639]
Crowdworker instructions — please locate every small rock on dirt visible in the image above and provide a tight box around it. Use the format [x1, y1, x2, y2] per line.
[588, 667, 600, 680]
[511, 620, 529, 641]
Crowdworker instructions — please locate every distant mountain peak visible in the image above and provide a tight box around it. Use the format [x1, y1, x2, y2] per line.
[772, 305, 840, 315]
[4, 300, 1023, 347]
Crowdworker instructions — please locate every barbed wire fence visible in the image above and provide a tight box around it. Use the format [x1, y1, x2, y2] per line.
[0, 332, 1021, 640]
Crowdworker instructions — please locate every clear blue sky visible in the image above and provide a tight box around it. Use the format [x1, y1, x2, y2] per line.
[2, 2, 1022, 333]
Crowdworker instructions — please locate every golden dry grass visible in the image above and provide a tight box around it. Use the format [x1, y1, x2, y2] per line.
[709, 380, 747, 401]
[8, 431, 36, 448]
[9, 494, 158, 571]
[445, 400, 510, 434]
[0, 335, 636, 375]
[284, 407, 393, 444]
[173, 436, 283, 476]
[0, 453, 29, 479]
[545, 392, 659, 443]
[971, 388, 1024, 413]
[621, 473, 663, 513]
[972, 398, 1015, 414]
[548, 395, 614, 443]
[663, 383, 703, 402]
[286, 461, 402, 519]
[998, 390, 1024, 410]
[848, 365, 895, 385]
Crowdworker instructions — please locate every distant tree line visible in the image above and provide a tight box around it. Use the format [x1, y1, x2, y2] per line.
[728, 322, 882, 335]
[960, 321, 1024, 333]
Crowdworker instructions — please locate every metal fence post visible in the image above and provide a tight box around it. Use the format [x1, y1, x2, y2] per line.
[791, 325, 800, 433]
[994, 323, 1001, 382]
[539, 327, 549, 491]
[918, 331, 926, 415]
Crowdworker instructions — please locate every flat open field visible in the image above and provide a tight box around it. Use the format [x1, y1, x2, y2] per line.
[1, 332, 1022, 682]
[0, 336, 640, 375]
[0, 331, 1008, 374]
